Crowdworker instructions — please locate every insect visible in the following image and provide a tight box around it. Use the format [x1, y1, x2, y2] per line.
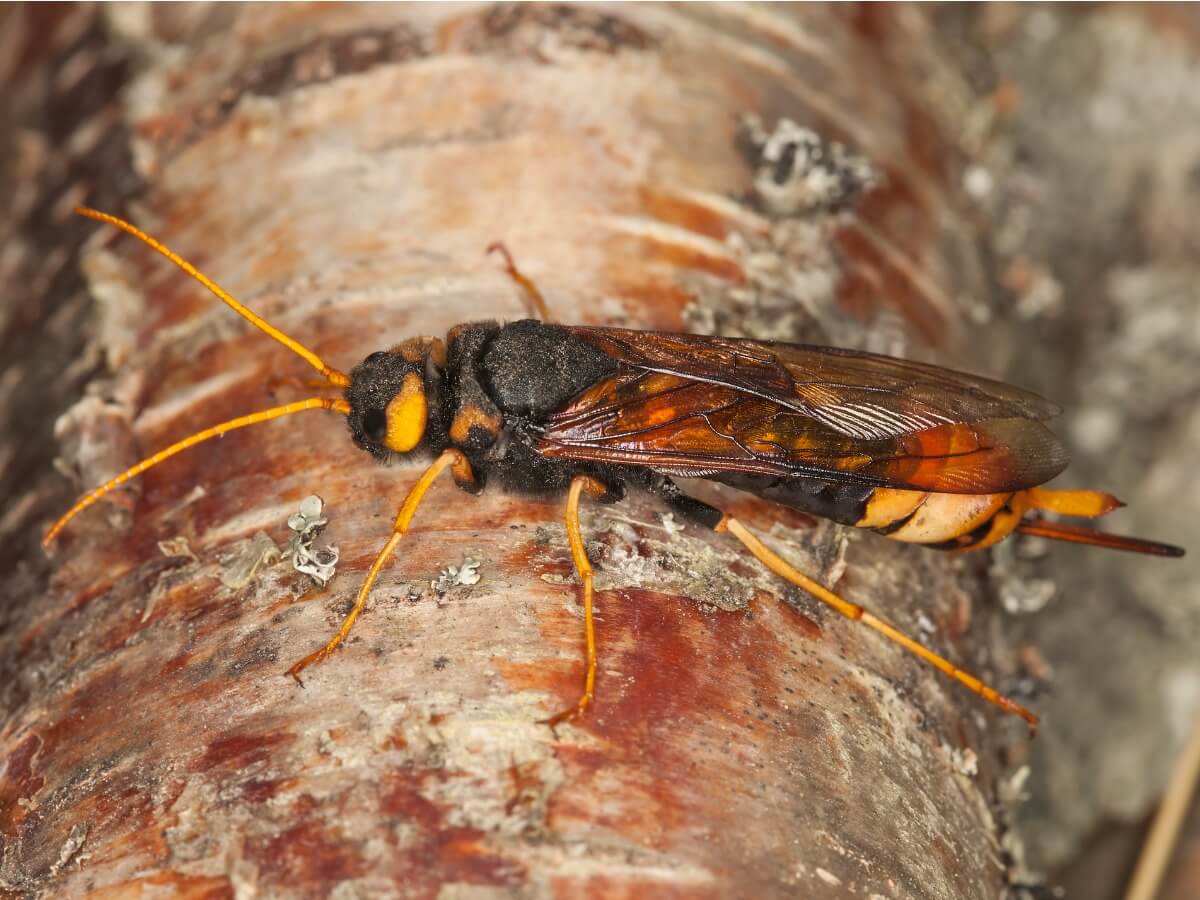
[46, 207, 1184, 734]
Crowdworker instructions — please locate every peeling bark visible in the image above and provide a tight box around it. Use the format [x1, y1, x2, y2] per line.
[0, 5, 1044, 898]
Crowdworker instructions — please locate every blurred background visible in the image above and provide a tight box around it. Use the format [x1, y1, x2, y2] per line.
[928, 7, 1200, 897]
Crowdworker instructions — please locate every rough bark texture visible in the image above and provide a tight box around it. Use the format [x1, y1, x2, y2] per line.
[2, 4, 1193, 900]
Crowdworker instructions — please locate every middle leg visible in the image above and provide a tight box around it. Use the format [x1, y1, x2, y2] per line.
[544, 474, 616, 727]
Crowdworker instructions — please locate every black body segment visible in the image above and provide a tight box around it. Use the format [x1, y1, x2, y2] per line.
[711, 472, 876, 527]
[482, 320, 618, 419]
[445, 322, 505, 454]
[434, 320, 623, 497]
[642, 473, 724, 530]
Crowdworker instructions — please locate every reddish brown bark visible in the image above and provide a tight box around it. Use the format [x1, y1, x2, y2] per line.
[0, 5, 1050, 898]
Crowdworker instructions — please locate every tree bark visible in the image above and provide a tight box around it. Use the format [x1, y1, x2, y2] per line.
[2, 5, 1043, 898]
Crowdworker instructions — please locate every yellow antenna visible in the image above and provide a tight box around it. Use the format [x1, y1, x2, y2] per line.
[75, 207, 350, 387]
[43, 397, 351, 547]
[46, 211, 357, 545]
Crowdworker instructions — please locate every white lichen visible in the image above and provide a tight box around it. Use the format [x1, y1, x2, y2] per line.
[432, 558, 482, 593]
[284, 494, 339, 587]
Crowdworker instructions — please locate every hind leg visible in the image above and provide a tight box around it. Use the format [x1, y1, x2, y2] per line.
[542, 475, 620, 727]
[648, 476, 1038, 730]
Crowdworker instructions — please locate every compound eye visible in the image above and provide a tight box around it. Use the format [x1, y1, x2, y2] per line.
[364, 351, 389, 365]
[362, 408, 387, 442]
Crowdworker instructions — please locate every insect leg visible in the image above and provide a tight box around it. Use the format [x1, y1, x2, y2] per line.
[640, 475, 1038, 727]
[705, 511, 1036, 729]
[712, 515, 1039, 732]
[542, 475, 614, 728]
[286, 449, 475, 682]
[487, 242, 553, 322]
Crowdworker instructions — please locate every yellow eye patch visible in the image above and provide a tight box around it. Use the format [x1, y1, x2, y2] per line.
[384, 372, 427, 453]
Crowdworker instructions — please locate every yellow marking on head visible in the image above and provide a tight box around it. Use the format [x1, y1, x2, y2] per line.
[385, 373, 427, 453]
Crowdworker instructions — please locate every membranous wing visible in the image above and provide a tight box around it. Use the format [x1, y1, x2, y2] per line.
[534, 327, 1069, 494]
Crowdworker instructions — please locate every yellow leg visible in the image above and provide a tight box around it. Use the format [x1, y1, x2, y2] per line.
[287, 449, 474, 682]
[542, 476, 611, 727]
[715, 516, 1038, 733]
[487, 242, 553, 322]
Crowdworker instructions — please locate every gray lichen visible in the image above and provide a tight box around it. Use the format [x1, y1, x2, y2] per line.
[284, 495, 340, 588]
[739, 115, 878, 218]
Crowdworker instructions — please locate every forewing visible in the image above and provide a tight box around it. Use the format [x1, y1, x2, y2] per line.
[536, 328, 1069, 494]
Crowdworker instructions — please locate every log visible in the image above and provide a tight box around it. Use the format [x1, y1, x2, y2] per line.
[1, 5, 1033, 897]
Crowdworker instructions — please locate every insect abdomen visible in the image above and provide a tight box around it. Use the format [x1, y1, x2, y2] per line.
[711, 472, 878, 527]
[713, 475, 1019, 550]
[864, 489, 1015, 548]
